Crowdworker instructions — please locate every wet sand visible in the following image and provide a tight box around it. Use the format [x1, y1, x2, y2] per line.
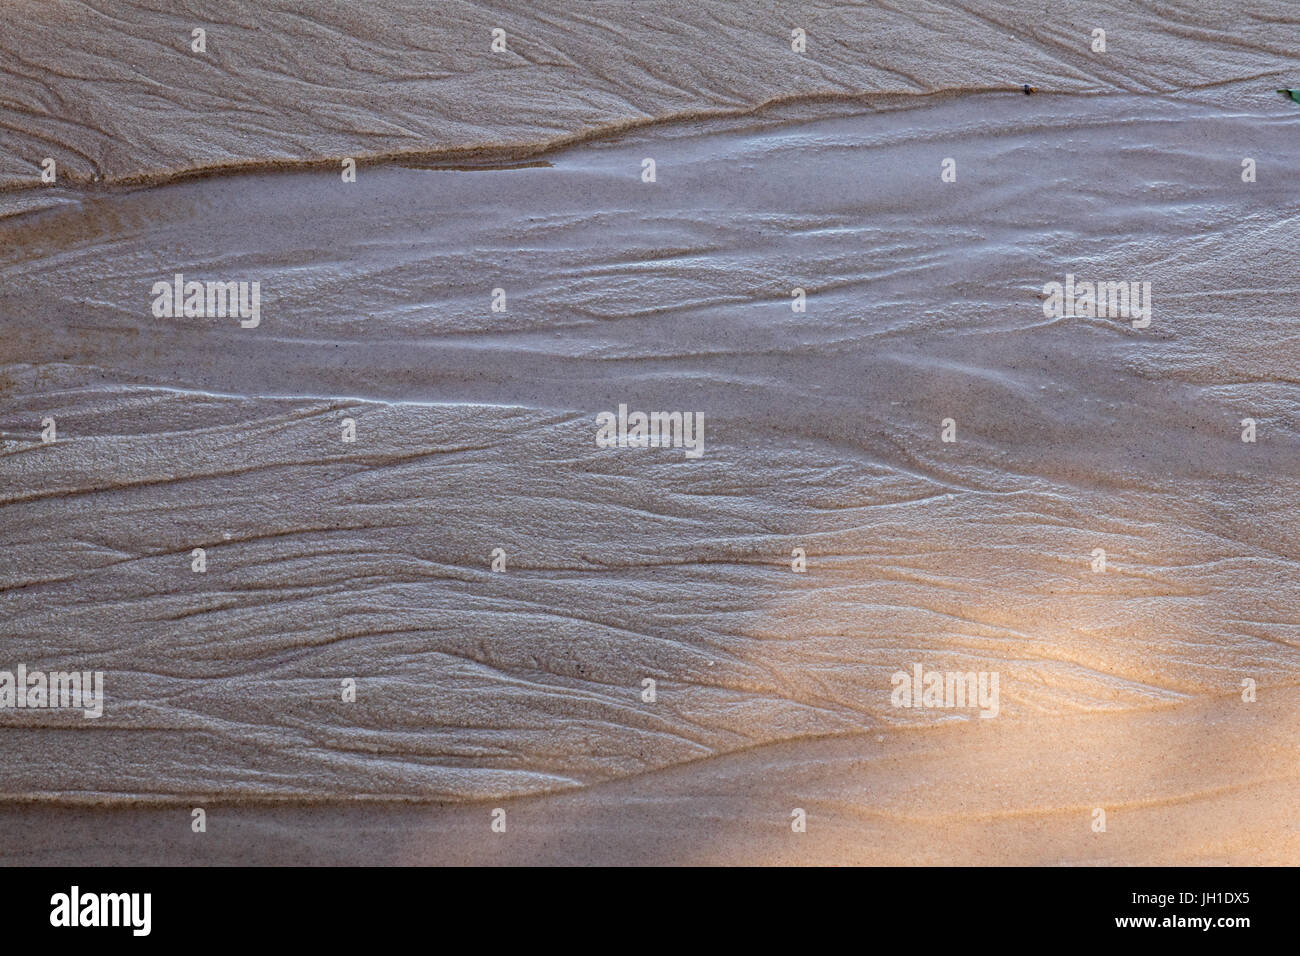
[5, 689, 1300, 865]
[4, 0, 1299, 194]
[2, 2, 1299, 865]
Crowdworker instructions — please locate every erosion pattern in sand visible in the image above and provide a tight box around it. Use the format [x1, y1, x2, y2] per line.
[3, 0, 1300, 193]
[1, 2, 1299, 864]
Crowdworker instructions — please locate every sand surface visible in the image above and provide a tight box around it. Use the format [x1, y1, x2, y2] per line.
[4, 0, 1299, 194]
[1, 1, 1299, 865]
